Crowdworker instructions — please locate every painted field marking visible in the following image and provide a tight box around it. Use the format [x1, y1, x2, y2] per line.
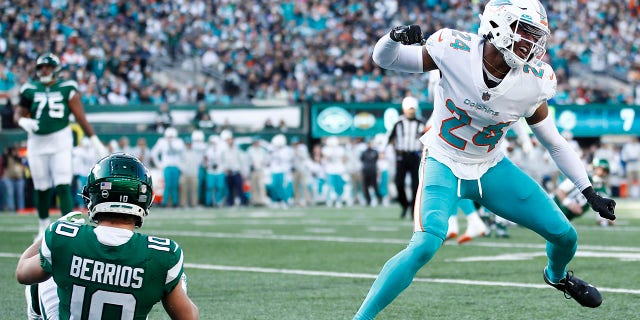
[184, 263, 640, 295]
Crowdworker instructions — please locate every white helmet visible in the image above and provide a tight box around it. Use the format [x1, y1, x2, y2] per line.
[478, 0, 550, 68]
[271, 134, 287, 147]
[401, 96, 418, 113]
[164, 127, 178, 138]
[220, 129, 233, 141]
[191, 130, 205, 143]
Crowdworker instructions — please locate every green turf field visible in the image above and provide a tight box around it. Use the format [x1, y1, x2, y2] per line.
[1, 199, 639, 319]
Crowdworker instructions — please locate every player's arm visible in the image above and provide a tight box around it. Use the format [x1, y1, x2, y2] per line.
[15, 238, 50, 285]
[161, 281, 199, 320]
[526, 102, 615, 220]
[555, 180, 584, 215]
[371, 25, 438, 73]
[14, 91, 40, 133]
[69, 92, 108, 156]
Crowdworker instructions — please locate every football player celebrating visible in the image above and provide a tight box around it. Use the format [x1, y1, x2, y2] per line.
[16, 153, 198, 319]
[14, 53, 107, 239]
[353, 0, 616, 318]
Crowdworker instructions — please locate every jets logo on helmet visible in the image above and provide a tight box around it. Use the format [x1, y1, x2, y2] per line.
[478, 0, 550, 68]
[35, 53, 62, 83]
[82, 153, 154, 227]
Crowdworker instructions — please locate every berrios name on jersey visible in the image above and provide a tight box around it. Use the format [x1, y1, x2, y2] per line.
[421, 28, 557, 179]
[69, 255, 145, 289]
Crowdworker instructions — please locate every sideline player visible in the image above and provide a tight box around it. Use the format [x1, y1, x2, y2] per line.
[14, 53, 107, 238]
[354, 0, 615, 318]
[16, 153, 198, 319]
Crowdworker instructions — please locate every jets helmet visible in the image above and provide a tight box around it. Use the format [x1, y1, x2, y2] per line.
[35, 53, 62, 83]
[82, 153, 154, 227]
[592, 158, 610, 173]
[478, 0, 550, 68]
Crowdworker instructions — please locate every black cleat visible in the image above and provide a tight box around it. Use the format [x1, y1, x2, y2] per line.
[544, 270, 602, 308]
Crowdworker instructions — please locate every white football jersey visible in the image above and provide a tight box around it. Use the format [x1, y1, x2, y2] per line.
[420, 28, 557, 179]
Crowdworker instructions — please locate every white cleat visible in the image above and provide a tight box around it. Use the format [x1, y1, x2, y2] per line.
[458, 212, 488, 244]
[446, 216, 459, 241]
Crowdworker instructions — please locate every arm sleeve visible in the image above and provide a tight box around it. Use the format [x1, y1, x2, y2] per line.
[530, 114, 591, 191]
[372, 34, 424, 73]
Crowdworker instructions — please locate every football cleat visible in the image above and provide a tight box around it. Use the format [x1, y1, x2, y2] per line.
[457, 213, 488, 244]
[544, 270, 602, 308]
[446, 216, 459, 240]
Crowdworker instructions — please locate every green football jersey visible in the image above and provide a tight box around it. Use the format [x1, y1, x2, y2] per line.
[19, 79, 78, 135]
[40, 221, 184, 320]
[554, 176, 609, 220]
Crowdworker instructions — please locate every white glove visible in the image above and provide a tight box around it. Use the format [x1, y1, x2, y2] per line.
[18, 117, 39, 133]
[90, 135, 109, 158]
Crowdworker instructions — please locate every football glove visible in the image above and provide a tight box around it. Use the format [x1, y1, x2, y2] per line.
[390, 25, 424, 45]
[582, 186, 616, 220]
[18, 117, 39, 133]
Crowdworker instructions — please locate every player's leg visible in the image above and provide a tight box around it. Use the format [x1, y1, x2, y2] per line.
[204, 173, 214, 206]
[394, 157, 409, 216]
[27, 153, 54, 236]
[25, 285, 42, 320]
[479, 158, 577, 283]
[354, 157, 458, 319]
[50, 149, 74, 215]
[38, 278, 59, 320]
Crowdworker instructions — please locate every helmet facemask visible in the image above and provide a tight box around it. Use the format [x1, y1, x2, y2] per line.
[478, 0, 550, 69]
[500, 19, 548, 68]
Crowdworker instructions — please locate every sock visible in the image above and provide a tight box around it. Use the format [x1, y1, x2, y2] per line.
[37, 218, 50, 240]
[545, 227, 578, 283]
[55, 184, 74, 215]
[36, 189, 52, 220]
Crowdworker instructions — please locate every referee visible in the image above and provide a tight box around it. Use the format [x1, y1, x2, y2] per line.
[387, 96, 425, 219]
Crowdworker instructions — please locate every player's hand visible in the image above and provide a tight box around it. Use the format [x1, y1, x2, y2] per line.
[582, 186, 616, 220]
[390, 25, 423, 45]
[18, 117, 39, 133]
[90, 135, 109, 158]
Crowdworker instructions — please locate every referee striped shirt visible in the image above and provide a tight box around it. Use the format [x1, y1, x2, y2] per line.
[388, 116, 426, 152]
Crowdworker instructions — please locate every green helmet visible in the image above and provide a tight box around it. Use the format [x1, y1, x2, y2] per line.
[592, 158, 610, 172]
[35, 53, 62, 83]
[82, 153, 154, 227]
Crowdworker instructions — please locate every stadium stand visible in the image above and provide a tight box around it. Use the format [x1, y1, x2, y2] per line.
[0, 0, 638, 106]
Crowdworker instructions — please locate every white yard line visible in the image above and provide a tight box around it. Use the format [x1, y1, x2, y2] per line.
[1, 250, 637, 294]
[3, 226, 640, 252]
[184, 262, 640, 295]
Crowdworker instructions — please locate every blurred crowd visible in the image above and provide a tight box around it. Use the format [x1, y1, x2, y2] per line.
[0, 0, 639, 107]
[3, 129, 640, 213]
